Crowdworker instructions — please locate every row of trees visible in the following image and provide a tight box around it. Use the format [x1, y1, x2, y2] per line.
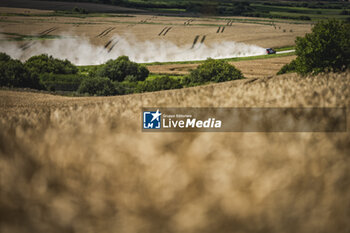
[95, 56, 149, 82]
[78, 75, 184, 96]
[0, 53, 77, 89]
[0, 54, 151, 95]
[79, 58, 244, 95]
[0, 53, 245, 96]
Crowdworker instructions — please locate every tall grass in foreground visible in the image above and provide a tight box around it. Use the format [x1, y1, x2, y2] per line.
[0, 72, 350, 233]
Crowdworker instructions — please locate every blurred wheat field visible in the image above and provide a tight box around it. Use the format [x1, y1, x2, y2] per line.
[0, 72, 350, 233]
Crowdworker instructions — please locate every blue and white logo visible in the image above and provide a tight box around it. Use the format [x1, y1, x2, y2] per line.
[143, 110, 161, 129]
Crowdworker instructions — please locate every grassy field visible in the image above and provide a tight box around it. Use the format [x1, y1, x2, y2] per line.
[251, 3, 350, 21]
[144, 50, 295, 66]
[0, 0, 145, 13]
[1, 0, 349, 21]
[1, 71, 349, 233]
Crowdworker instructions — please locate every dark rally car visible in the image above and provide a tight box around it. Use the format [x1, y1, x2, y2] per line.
[266, 48, 276, 54]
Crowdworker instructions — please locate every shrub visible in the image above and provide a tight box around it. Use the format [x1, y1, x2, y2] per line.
[136, 76, 183, 93]
[39, 73, 85, 92]
[0, 53, 40, 88]
[114, 81, 139, 95]
[0, 52, 11, 62]
[97, 56, 149, 82]
[78, 77, 115, 96]
[292, 19, 350, 75]
[72, 7, 89, 14]
[186, 58, 244, 85]
[340, 10, 350, 15]
[298, 16, 311, 21]
[25, 54, 78, 76]
[124, 75, 138, 82]
[114, 76, 183, 95]
[277, 59, 298, 75]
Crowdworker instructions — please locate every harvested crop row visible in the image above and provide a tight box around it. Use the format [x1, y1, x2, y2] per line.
[20, 41, 34, 51]
[38, 27, 57, 36]
[216, 26, 225, 33]
[104, 40, 112, 48]
[163, 27, 172, 36]
[20, 27, 59, 51]
[97, 27, 113, 37]
[158, 27, 167, 36]
[108, 40, 119, 53]
[158, 27, 172, 36]
[101, 27, 115, 37]
[196, 35, 207, 49]
[184, 19, 194, 25]
[200, 35, 206, 44]
[140, 17, 153, 23]
[191, 35, 200, 49]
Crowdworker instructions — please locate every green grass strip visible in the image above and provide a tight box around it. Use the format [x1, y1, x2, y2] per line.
[143, 52, 296, 66]
[77, 49, 296, 71]
[275, 46, 296, 51]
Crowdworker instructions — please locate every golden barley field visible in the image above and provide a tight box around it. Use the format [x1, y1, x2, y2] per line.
[0, 72, 349, 233]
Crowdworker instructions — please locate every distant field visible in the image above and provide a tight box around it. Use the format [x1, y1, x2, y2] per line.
[251, 3, 349, 21]
[0, 5, 310, 77]
[1, 0, 349, 21]
[147, 55, 296, 78]
[0, 9, 311, 48]
[0, 0, 144, 13]
[0, 7, 53, 14]
[0, 1, 341, 80]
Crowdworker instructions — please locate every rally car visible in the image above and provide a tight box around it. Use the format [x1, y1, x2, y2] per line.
[266, 48, 276, 54]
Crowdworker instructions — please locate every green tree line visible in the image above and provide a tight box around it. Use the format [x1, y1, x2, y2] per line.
[0, 53, 244, 96]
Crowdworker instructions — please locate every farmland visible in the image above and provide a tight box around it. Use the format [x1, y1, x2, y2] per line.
[3, 0, 348, 20]
[1, 0, 350, 232]
[147, 55, 296, 78]
[0, 5, 311, 78]
[0, 9, 311, 48]
[1, 71, 350, 233]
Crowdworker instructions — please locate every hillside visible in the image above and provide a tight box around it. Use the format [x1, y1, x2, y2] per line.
[2, 0, 348, 20]
[0, 0, 144, 13]
[0, 71, 349, 233]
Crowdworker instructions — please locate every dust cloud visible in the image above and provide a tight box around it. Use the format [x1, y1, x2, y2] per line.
[0, 33, 266, 65]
